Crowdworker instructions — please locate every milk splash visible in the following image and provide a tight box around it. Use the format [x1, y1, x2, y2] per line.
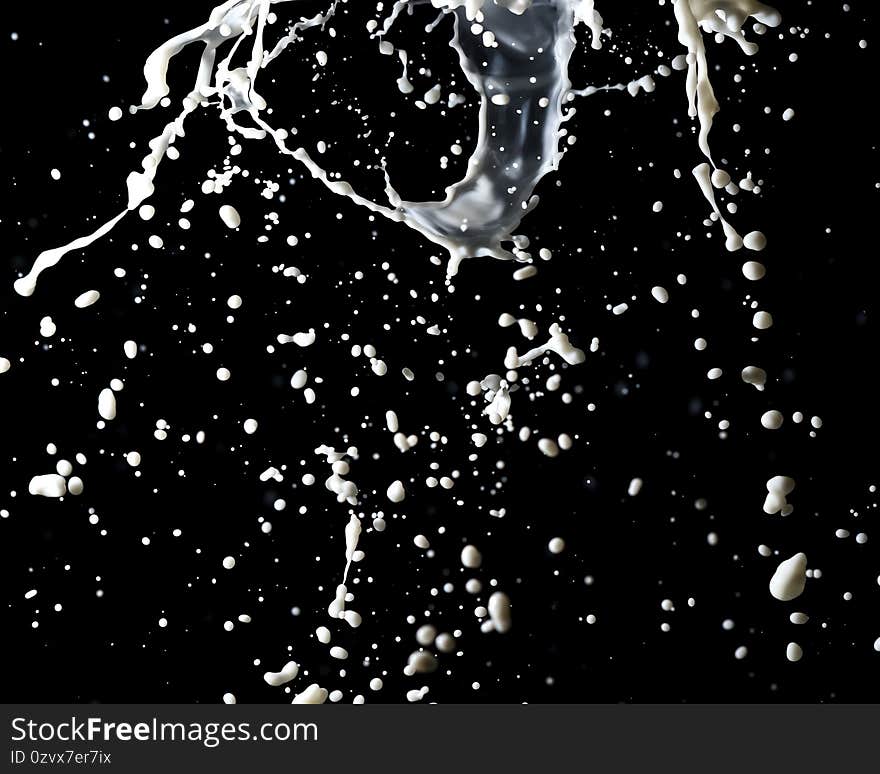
[14, 0, 778, 296]
[10, 0, 820, 702]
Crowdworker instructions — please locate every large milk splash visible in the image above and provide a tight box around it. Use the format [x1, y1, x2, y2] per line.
[11, 0, 826, 703]
[14, 0, 779, 295]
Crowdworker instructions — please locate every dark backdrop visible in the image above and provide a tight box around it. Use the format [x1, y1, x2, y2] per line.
[1, 1, 878, 703]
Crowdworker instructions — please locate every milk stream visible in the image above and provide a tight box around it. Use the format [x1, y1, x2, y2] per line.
[9, 0, 855, 702]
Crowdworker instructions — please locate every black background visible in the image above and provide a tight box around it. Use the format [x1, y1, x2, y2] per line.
[1, 1, 878, 703]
